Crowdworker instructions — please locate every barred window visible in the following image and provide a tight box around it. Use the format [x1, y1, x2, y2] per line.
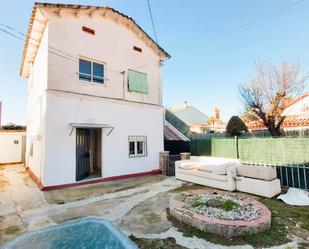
[128, 136, 147, 158]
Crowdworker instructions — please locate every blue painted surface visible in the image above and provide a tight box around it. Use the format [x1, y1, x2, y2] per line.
[2, 217, 138, 249]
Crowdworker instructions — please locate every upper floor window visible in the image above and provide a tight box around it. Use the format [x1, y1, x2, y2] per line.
[79, 59, 104, 84]
[128, 70, 148, 94]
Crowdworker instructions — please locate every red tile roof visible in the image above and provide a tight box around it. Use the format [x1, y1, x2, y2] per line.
[246, 93, 309, 131]
[247, 115, 309, 131]
[284, 92, 309, 109]
[164, 125, 184, 140]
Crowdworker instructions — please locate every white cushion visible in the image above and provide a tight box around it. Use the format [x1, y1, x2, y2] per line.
[236, 164, 277, 181]
[179, 162, 200, 170]
[177, 168, 227, 182]
[199, 162, 238, 175]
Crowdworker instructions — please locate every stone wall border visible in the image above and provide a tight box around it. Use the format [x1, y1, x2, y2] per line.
[169, 189, 271, 238]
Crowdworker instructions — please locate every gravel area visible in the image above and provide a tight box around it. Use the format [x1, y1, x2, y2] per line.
[184, 193, 261, 221]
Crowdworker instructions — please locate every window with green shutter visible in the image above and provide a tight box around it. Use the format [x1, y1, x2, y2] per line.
[128, 70, 148, 94]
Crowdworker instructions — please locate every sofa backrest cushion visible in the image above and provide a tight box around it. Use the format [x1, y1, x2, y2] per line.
[191, 156, 240, 164]
[178, 162, 200, 170]
[199, 161, 239, 175]
[236, 164, 277, 181]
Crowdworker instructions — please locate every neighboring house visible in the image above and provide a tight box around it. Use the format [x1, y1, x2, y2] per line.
[164, 120, 190, 141]
[207, 107, 226, 133]
[247, 93, 309, 132]
[0, 130, 26, 164]
[20, 3, 170, 189]
[169, 102, 209, 134]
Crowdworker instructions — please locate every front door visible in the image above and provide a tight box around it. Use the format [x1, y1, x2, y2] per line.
[76, 128, 91, 181]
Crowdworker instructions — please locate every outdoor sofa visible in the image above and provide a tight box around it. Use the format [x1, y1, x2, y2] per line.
[175, 156, 281, 198]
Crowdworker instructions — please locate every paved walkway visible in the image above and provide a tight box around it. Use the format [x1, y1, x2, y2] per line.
[0, 164, 297, 249]
[0, 164, 182, 244]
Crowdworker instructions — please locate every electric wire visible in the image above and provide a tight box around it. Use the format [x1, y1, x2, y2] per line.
[0, 23, 151, 74]
[146, 0, 158, 43]
[176, 0, 308, 55]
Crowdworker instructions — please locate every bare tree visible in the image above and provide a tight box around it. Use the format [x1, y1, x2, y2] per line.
[239, 60, 307, 136]
[241, 107, 260, 123]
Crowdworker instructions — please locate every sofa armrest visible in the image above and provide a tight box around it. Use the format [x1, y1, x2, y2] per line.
[227, 165, 237, 180]
[175, 159, 198, 169]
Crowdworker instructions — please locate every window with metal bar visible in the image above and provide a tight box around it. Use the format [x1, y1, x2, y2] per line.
[128, 136, 147, 158]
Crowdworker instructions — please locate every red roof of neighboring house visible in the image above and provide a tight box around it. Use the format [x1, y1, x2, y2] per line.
[246, 93, 309, 131]
[164, 125, 184, 140]
[247, 115, 309, 131]
[164, 121, 190, 141]
[284, 92, 309, 109]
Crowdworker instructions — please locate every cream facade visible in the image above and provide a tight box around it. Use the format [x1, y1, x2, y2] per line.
[0, 131, 26, 164]
[21, 3, 170, 188]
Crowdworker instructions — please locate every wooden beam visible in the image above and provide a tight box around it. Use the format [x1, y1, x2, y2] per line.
[33, 18, 47, 26]
[90, 7, 99, 17]
[55, 8, 62, 17]
[116, 16, 122, 23]
[128, 22, 133, 29]
[102, 9, 109, 17]
[74, 9, 80, 18]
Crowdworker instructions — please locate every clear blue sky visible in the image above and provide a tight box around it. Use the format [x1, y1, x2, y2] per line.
[1, 0, 309, 125]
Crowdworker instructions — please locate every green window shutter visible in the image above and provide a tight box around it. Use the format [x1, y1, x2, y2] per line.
[128, 70, 148, 94]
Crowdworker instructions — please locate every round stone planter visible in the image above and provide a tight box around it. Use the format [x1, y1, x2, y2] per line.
[169, 190, 271, 238]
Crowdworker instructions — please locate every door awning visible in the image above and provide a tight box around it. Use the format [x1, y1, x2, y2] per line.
[69, 123, 114, 136]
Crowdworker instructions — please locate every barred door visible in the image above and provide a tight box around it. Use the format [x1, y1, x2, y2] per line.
[167, 155, 181, 176]
[76, 128, 91, 181]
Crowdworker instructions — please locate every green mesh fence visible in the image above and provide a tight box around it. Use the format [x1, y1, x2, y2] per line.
[238, 137, 309, 164]
[191, 137, 309, 164]
[190, 139, 211, 156]
[191, 138, 237, 158]
[211, 138, 237, 158]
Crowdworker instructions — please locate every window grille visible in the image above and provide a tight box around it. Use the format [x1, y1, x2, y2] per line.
[128, 136, 147, 158]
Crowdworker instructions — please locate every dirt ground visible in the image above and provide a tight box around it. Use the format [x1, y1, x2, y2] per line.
[0, 164, 308, 249]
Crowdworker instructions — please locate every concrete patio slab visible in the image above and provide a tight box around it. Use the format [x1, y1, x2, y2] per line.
[0, 164, 307, 249]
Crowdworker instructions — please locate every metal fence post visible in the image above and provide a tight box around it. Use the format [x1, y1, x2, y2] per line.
[179, 152, 191, 161]
[235, 136, 239, 159]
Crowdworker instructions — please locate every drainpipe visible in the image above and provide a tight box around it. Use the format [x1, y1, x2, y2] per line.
[121, 70, 126, 100]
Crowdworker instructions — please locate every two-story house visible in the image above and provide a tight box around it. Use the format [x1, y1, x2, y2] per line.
[20, 3, 170, 190]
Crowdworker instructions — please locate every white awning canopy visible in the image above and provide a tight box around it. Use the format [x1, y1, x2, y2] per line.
[69, 123, 114, 136]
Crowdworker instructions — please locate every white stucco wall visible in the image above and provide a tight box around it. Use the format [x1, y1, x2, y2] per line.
[43, 92, 164, 186]
[25, 9, 167, 187]
[47, 13, 162, 105]
[25, 24, 48, 178]
[283, 96, 309, 116]
[0, 132, 26, 164]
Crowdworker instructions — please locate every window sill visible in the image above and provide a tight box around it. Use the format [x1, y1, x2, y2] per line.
[128, 90, 148, 95]
[129, 155, 147, 158]
[77, 80, 107, 87]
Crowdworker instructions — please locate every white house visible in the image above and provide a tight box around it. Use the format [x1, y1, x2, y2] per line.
[282, 93, 309, 116]
[20, 3, 170, 190]
[0, 130, 26, 164]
